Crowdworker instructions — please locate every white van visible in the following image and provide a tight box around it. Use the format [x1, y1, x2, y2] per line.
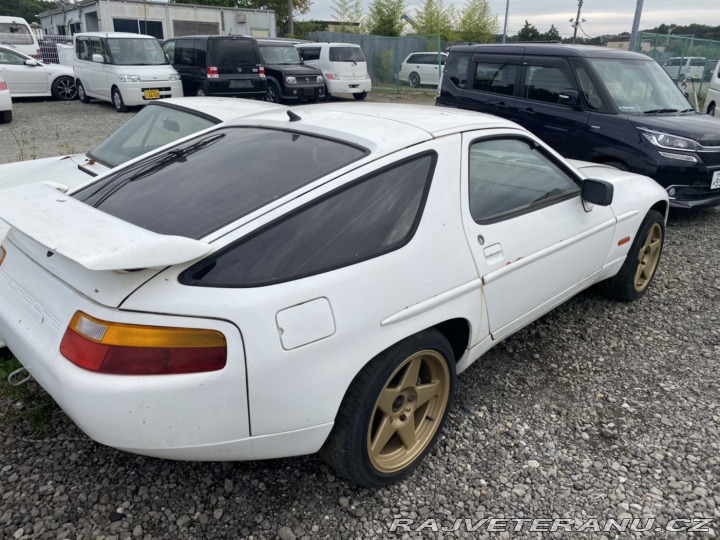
[0, 16, 40, 59]
[705, 61, 719, 117]
[662, 56, 707, 81]
[295, 43, 371, 100]
[73, 32, 183, 112]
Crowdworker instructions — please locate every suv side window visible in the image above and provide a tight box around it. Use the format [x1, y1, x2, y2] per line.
[76, 37, 89, 60]
[444, 52, 471, 88]
[575, 65, 605, 111]
[298, 47, 321, 61]
[473, 62, 517, 95]
[162, 40, 175, 63]
[523, 64, 575, 104]
[183, 153, 436, 287]
[468, 137, 579, 222]
[174, 39, 196, 66]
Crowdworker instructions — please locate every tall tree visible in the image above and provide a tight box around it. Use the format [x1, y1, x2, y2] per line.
[414, 0, 454, 39]
[331, 0, 363, 30]
[542, 24, 560, 42]
[458, 0, 496, 43]
[365, 0, 404, 36]
[0, 0, 57, 22]
[516, 20, 540, 41]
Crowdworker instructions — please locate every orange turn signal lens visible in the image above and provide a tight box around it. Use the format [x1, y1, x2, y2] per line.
[60, 311, 227, 375]
[618, 236, 631, 246]
[0, 246, 6, 266]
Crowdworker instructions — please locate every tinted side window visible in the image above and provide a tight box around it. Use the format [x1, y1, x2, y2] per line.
[298, 47, 321, 61]
[575, 65, 604, 111]
[472, 62, 517, 95]
[444, 52, 471, 88]
[183, 153, 436, 287]
[174, 39, 195, 66]
[469, 138, 579, 222]
[524, 65, 574, 103]
[76, 38, 89, 60]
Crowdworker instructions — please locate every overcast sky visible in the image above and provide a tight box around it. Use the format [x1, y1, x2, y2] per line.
[300, 0, 718, 38]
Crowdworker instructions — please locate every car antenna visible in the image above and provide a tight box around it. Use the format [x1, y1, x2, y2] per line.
[287, 110, 302, 122]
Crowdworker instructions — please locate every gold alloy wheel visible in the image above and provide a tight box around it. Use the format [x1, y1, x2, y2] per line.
[634, 223, 663, 292]
[367, 350, 451, 473]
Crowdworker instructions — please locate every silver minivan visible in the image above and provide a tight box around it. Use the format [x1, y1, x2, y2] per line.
[74, 32, 183, 112]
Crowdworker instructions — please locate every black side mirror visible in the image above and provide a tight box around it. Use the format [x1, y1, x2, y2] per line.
[581, 179, 614, 206]
[558, 89, 580, 107]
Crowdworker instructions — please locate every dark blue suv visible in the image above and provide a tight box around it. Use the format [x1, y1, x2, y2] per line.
[437, 44, 720, 209]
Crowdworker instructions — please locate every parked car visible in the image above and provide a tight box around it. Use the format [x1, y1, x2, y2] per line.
[662, 56, 706, 81]
[257, 38, 324, 103]
[437, 44, 720, 209]
[398, 52, 447, 88]
[0, 103, 668, 487]
[0, 44, 76, 100]
[704, 60, 718, 82]
[0, 16, 40, 59]
[706, 60, 719, 117]
[74, 32, 183, 112]
[0, 74, 11, 122]
[295, 42, 371, 100]
[162, 35, 266, 99]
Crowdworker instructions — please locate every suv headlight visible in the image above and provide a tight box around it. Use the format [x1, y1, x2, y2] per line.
[285, 76, 297, 84]
[118, 75, 141, 83]
[169, 72, 181, 81]
[315, 75, 323, 83]
[640, 128, 701, 151]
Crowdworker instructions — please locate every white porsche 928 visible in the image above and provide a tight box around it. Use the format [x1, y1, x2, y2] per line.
[0, 104, 668, 487]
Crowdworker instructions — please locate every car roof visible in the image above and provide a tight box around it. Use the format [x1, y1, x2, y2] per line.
[447, 43, 650, 61]
[224, 103, 523, 155]
[154, 97, 286, 121]
[74, 32, 157, 39]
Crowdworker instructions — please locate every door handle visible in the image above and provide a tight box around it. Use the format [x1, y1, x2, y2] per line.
[497, 102, 510, 111]
[483, 243, 503, 257]
[520, 108, 536, 117]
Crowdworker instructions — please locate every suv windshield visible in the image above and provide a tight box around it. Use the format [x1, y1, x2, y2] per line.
[329, 47, 365, 62]
[88, 104, 217, 168]
[74, 127, 368, 239]
[106, 38, 167, 66]
[260, 45, 301, 65]
[588, 58, 691, 115]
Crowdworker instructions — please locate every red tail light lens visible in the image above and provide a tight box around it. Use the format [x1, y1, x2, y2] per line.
[325, 73, 340, 80]
[259, 65, 265, 78]
[60, 311, 227, 375]
[207, 66, 219, 78]
[0, 81, 7, 91]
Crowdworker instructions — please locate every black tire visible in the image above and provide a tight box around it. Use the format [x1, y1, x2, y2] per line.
[604, 210, 664, 301]
[708, 103, 716, 116]
[409, 72, 421, 88]
[0, 110, 11, 124]
[265, 81, 281, 103]
[51, 76, 77, 100]
[323, 84, 330, 101]
[353, 91, 367, 101]
[76, 80, 91, 103]
[321, 329, 456, 487]
[112, 87, 127, 113]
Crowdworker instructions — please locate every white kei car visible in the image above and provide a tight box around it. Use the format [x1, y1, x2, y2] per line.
[0, 74, 11, 122]
[0, 104, 668, 487]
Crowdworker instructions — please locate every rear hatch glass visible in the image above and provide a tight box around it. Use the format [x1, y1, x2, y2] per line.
[211, 39, 259, 75]
[329, 46, 366, 62]
[73, 127, 368, 239]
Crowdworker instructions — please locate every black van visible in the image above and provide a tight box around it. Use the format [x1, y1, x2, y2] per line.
[256, 39, 325, 103]
[437, 44, 720, 209]
[162, 36, 266, 98]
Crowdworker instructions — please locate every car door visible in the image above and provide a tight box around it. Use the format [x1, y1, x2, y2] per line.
[87, 38, 110, 98]
[460, 53, 520, 116]
[0, 47, 47, 94]
[460, 130, 616, 341]
[511, 56, 590, 153]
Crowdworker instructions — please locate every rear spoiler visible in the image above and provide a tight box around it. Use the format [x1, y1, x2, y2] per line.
[0, 183, 211, 271]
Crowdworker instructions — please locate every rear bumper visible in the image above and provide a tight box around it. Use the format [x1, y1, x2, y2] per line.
[326, 78, 371, 94]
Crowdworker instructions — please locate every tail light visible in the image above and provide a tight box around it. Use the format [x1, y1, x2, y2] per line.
[325, 73, 340, 80]
[0, 81, 8, 91]
[259, 65, 265, 78]
[60, 311, 227, 375]
[207, 66, 219, 79]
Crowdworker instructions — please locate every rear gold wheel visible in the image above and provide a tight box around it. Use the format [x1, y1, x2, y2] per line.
[634, 222, 662, 293]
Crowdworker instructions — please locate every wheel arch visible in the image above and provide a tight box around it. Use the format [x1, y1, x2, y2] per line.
[650, 199, 669, 222]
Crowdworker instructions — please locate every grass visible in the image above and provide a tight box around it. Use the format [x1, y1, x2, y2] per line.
[0, 348, 58, 436]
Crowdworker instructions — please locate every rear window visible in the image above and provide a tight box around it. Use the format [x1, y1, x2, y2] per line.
[329, 46, 365, 62]
[73, 127, 368, 239]
[210, 39, 257, 68]
[0, 22, 33, 45]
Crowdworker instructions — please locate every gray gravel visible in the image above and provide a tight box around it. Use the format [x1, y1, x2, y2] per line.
[1, 97, 719, 540]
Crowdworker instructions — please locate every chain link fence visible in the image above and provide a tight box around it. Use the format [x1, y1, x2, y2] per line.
[307, 31, 442, 94]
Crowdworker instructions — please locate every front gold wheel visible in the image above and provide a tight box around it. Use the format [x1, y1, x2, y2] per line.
[367, 350, 451, 473]
[634, 223, 662, 292]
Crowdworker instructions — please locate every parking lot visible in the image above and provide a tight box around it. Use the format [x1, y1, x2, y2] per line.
[0, 97, 719, 540]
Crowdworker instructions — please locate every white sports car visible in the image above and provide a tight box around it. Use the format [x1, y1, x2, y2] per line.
[0, 104, 668, 487]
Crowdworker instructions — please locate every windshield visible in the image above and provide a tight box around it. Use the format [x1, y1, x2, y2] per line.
[106, 38, 167, 66]
[329, 47, 365, 62]
[588, 58, 691, 115]
[88, 104, 217, 168]
[260, 45, 301, 65]
[74, 127, 368, 239]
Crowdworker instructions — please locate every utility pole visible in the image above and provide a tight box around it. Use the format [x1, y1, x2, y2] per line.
[287, 0, 294, 36]
[570, 0, 583, 44]
[628, 0, 644, 52]
[502, 0, 509, 43]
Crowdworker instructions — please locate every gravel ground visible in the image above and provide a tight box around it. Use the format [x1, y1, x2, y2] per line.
[1, 96, 719, 540]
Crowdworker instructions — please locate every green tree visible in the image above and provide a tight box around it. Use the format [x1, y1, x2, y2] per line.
[541, 24, 560, 42]
[0, 0, 57, 23]
[458, 0, 496, 43]
[331, 0, 363, 31]
[414, 0, 455, 40]
[516, 20, 540, 41]
[366, 0, 404, 36]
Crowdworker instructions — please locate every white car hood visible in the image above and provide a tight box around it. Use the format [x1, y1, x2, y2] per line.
[0, 154, 104, 191]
